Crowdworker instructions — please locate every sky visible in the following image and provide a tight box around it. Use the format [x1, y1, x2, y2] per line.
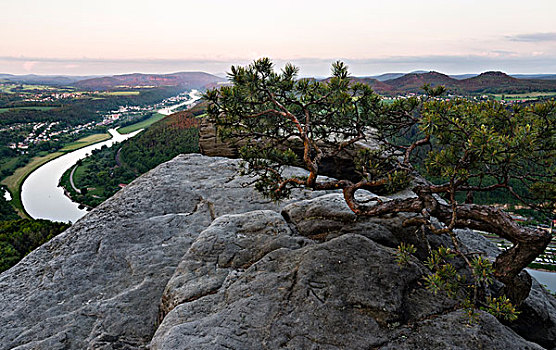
[1, 0, 556, 77]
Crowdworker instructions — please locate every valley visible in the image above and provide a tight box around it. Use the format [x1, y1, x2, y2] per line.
[0, 69, 554, 286]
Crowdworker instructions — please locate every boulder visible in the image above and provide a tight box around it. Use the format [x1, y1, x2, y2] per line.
[151, 204, 545, 350]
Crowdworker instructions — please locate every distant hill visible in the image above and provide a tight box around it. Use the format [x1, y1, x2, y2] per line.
[458, 71, 521, 93]
[384, 71, 460, 93]
[368, 70, 427, 81]
[74, 72, 225, 91]
[348, 71, 556, 95]
[458, 71, 556, 93]
[349, 77, 397, 94]
[0, 74, 99, 85]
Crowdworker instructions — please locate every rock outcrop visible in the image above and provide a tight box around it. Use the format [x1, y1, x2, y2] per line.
[198, 118, 242, 158]
[198, 120, 382, 183]
[0, 154, 555, 349]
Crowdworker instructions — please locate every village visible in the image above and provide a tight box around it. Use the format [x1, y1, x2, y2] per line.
[1, 90, 194, 150]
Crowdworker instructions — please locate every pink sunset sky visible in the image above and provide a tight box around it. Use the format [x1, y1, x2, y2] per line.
[2, 0, 556, 76]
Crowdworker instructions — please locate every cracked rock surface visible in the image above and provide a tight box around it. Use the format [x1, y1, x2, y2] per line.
[151, 200, 548, 350]
[0, 154, 324, 350]
[1, 154, 554, 349]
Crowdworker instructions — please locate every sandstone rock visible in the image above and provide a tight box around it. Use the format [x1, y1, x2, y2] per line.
[151, 224, 429, 349]
[0, 154, 324, 350]
[0, 154, 554, 349]
[151, 205, 547, 350]
[381, 311, 544, 350]
[198, 118, 242, 158]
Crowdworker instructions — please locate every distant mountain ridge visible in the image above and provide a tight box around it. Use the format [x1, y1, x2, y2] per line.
[384, 71, 458, 91]
[74, 72, 225, 90]
[3, 70, 556, 95]
[0, 74, 100, 85]
[357, 71, 556, 95]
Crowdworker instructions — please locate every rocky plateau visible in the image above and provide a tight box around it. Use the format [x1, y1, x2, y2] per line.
[0, 154, 555, 349]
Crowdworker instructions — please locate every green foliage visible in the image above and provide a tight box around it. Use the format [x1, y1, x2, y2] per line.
[355, 149, 410, 194]
[0, 189, 18, 221]
[0, 219, 70, 273]
[423, 247, 461, 298]
[239, 146, 300, 201]
[461, 298, 481, 324]
[470, 256, 495, 285]
[482, 295, 520, 322]
[120, 110, 200, 174]
[395, 242, 416, 266]
[419, 245, 520, 323]
[205, 58, 418, 198]
[421, 99, 555, 213]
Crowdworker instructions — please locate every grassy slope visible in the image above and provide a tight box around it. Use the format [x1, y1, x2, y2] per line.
[490, 91, 556, 101]
[62, 133, 111, 151]
[118, 112, 165, 134]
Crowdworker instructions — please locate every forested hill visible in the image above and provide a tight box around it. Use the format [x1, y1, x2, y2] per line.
[349, 71, 556, 95]
[119, 105, 203, 174]
[74, 72, 225, 91]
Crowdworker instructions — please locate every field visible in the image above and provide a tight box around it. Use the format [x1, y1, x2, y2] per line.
[0, 106, 56, 113]
[118, 113, 166, 134]
[0, 84, 74, 94]
[71, 162, 106, 198]
[490, 91, 556, 101]
[62, 133, 111, 151]
[0, 132, 110, 217]
[98, 91, 140, 96]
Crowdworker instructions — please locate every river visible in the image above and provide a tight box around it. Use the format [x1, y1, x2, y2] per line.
[20, 91, 201, 224]
[157, 89, 201, 115]
[528, 269, 556, 293]
[21, 128, 141, 223]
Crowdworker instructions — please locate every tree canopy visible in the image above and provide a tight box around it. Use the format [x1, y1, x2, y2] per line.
[204, 58, 555, 306]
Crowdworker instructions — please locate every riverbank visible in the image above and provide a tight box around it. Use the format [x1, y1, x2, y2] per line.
[118, 112, 165, 134]
[21, 129, 141, 223]
[58, 163, 96, 210]
[1, 133, 111, 218]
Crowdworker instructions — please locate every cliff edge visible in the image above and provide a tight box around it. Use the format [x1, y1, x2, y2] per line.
[0, 154, 554, 349]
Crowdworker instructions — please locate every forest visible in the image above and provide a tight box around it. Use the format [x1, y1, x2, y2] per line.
[0, 186, 69, 273]
[0, 218, 70, 273]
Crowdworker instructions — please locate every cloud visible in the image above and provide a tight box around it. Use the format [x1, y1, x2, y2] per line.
[22, 61, 38, 71]
[506, 32, 556, 42]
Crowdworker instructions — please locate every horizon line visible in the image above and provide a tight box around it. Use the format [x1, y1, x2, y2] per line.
[2, 54, 556, 77]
